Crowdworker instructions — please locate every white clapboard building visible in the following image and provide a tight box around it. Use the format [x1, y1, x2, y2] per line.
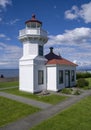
[19, 15, 77, 93]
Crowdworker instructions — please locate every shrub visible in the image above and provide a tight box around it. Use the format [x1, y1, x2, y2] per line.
[61, 88, 72, 94]
[76, 72, 91, 79]
[73, 89, 81, 95]
[77, 78, 89, 88]
[61, 88, 81, 95]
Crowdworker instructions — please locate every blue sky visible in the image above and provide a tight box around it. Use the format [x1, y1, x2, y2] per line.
[0, 0, 91, 69]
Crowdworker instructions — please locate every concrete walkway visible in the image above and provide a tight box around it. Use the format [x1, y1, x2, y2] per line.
[0, 86, 18, 91]
[0, 90, 91, 130]
[0, 92, 52, 109]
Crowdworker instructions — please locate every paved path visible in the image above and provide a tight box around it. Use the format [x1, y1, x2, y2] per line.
[0, 92, 52, 109]
[0, 86, 18, 91]
[0, 90, 91, 130]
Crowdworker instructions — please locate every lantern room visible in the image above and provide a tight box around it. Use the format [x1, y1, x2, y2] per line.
[25, 14, 42, 28]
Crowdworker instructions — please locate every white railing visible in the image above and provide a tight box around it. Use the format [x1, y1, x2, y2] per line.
[19, 28, 47, 37]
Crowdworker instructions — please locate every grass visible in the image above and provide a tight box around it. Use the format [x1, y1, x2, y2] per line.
[0, 78, 91, 129]
[2, 88, 67, 104]
[31, 96, 91, 130]
[0, 81, 19, 88]
[0, 96, 40, 127]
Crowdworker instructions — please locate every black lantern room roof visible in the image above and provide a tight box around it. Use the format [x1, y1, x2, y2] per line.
[25, 14, 42, 25]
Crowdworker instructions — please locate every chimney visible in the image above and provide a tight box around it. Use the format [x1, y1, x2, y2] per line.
[50, 47, 53, 53]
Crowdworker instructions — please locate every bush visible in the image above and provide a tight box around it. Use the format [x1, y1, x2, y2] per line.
[61, 88, 81, 95]
[73, 89, 81, 95]
[61, 88, 72, 94]
[77, 78, 89, 88]
[76, 72, 91, 79]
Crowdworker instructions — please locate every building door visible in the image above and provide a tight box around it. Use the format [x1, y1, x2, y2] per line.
[65, 70, 70, 87]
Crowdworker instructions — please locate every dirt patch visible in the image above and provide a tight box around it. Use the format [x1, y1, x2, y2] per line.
[0, 77, 19, 82]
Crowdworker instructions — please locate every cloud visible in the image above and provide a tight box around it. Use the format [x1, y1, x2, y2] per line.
[0, 33, 11, 40]
[65, 2, 91, 23]
[0, 34, 6, 38]
[0, 42, 22, 68]
[80, 2, 91, 23]
[1, 18, 20, 25]
[46, 27, 91, 46]
[0, 0, 12, 24]
[0, 61, 8, 65]
[45, 27, 91, 67]
[0, 0, 12, 8]
[65, 6, 79, 20]
[6, 19, 20, 25]
[10, 19, 20, 25]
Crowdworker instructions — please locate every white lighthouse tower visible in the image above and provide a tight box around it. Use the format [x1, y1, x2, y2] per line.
[19, 14, 48, 93]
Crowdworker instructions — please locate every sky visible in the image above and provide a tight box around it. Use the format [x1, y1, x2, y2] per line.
[0, 0, 91, 69]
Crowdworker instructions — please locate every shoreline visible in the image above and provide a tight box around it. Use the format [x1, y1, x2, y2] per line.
[0, 77, 19, 82]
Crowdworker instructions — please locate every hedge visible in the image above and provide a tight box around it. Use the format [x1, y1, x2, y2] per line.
[76, 72, 91, 79]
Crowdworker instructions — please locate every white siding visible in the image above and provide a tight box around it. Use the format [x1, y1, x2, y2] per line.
[23, 42, 38, 56]
[57, 65, 76, 90]
[34, 65, 46, 93]
[19, 63, 34, 93]
[19, 57, 47, 93]
[47, 66, 57, 91]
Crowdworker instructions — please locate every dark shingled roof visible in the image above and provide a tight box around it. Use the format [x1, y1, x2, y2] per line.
[45, 47, 77, 66]
[45, 47, 62, 60]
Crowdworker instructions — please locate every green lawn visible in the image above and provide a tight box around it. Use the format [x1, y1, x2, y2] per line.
[1, 88, 67, 104]
[0, 96, 40, 127]
[0, 81, 19, 88]
[31, 96, 91, 130]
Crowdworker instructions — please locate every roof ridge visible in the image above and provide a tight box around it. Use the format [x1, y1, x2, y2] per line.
[46, 58, 77, 66]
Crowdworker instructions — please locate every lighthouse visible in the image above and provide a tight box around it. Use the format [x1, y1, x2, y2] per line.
[19, 14, 77, 93]
[19, 15, 48, 93]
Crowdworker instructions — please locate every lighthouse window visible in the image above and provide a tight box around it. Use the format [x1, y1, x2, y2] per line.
[39, 45, 43, 56]
[38, 70, 44, 85]
[31, 23, 36, 28]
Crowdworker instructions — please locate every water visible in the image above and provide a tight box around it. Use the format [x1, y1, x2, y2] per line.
[0, 68, 90, 78]
[0, 69, 19, 78]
